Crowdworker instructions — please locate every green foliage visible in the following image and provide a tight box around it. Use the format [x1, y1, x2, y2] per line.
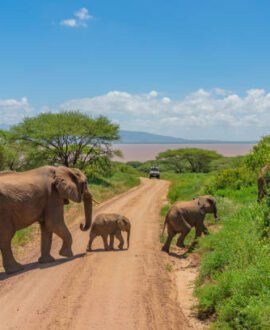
[210, 156, 245, 172]
[126, 161, 142, 168]
[89, 167, 140, 202]
[193, 140, 270, 328]
[164, 172, 212, 203]
[207, 166, 255, 192]
[136, 159, 175, 173]
[246, 135, 270, 171]
[0, 145, 5, 170]
[162, 147, 270, 329]
[11, 111, 119, 169]
[157, 148, 222, 173]
[196, 203, 270, 329]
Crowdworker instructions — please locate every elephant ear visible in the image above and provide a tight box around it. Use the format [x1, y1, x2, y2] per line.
[117, 216, 129, 230]
[206, 196, 216, 206]
[197, 197, 209, 215]
[54, 167, 81, 203]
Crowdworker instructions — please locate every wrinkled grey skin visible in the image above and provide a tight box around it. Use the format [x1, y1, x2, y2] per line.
[0, 166, 92, 274]
[161, 195, 218, 253]
[87, 213, 131, 251]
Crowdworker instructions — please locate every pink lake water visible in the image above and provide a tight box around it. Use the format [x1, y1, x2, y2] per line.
[113, 144, 254, 162]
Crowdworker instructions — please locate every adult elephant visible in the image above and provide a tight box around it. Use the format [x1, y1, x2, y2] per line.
[161, 195, 218, 253]
[0, 166, 92, 274]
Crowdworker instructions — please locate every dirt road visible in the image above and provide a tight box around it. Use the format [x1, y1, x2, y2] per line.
[0, 178, 193, 330]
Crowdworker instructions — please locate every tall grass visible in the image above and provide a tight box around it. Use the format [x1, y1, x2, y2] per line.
[196, 202, 270, 329]
[163, 169, 270, 329]
[196, 169, 270, 329]
[90, 171, 140, 202]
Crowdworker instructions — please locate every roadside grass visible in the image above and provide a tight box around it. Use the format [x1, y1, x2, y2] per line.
[196, 200, 270, 329]
[89, 171, 140, 203]
[198, 177, 270, 328]
[160, 170, 270, 329]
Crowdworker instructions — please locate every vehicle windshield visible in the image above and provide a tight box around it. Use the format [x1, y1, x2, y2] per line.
[150, 168, 159, 172]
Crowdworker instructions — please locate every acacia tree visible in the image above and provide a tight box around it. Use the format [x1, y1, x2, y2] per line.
[0, 130, 25, 170]
[157, 148, 222, 173]
[11, 111, 120, 169]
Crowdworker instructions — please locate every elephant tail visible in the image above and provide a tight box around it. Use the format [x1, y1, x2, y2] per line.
[162, 214, 169, 236]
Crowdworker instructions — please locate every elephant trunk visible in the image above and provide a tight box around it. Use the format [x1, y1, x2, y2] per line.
[127, 228, 131, 249]
[80, 191, 93, 231]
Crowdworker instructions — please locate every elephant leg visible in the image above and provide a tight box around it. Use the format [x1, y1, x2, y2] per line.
[195, 226, 203, 239]
[202, 225, 209, 236]
[87, 231, 97, 252]
[1, 241, 24, 274]
[52, 223, 73, 258]
[176, 224, 191, 248]
[38, 222, 55, 264]
[115, 231, 124, 250]
[101, 234, 109, 251]
[162, 225, 176, 253]
[109, 234, 115, 250]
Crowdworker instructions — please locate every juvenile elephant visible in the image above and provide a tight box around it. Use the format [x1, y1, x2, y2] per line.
[161, 195, 218, 253]
[87, 213, 131, 251]
[0, 166, 92, 274]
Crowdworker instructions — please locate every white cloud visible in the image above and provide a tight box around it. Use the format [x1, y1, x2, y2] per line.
[75, 8, 92, 21]
[148, 90, 158, 98]
[1, 89, 270, 140]
[60, 19, 78, 28]
[0, 97, 32, 127]
[60, 88, 270, 140]
[60, 7, 93, 28]
[162, 97, 171, 104]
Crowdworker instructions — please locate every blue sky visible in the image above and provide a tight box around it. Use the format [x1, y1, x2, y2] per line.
[1, 0, 270, 140]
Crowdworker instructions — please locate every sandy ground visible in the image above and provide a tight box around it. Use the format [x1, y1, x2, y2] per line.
[0, 178, 201, 330]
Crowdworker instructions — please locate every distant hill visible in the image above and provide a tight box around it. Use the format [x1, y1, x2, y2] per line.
[117, 130, 255, 144]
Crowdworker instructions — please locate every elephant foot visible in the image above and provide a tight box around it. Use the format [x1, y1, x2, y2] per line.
[5, 262, 24, 275]
[161, 245, 169, 253]
[38, 255, 55, 264]
[86, 246, 92, 252]
[118, 244, 124, 250]
[176, 242, 185, 248]
[59, 247, 74, 258]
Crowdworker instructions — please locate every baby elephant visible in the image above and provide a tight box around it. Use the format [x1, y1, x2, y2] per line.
[87, 213, 131, 252]
[162, 195, 218, 253]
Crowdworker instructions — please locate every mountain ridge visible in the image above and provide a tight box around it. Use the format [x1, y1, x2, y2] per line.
[117, 130, 255, 144]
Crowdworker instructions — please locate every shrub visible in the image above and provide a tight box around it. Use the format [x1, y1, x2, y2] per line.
[196, 202, 270, 329]
[208, 166, 255, 191]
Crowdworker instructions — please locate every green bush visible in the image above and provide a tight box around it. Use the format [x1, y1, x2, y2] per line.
[196, 202, 270, 329]
[210, 156, 245, 172]
[208, 167, 255, 191]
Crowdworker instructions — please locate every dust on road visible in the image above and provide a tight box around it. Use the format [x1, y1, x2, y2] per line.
[0, 178, 194, 330]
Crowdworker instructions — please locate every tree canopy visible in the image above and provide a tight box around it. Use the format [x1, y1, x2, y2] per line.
[157, 148, 222, 173]
[10, 111, 120, 169]
[246, 136, 270, 171]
